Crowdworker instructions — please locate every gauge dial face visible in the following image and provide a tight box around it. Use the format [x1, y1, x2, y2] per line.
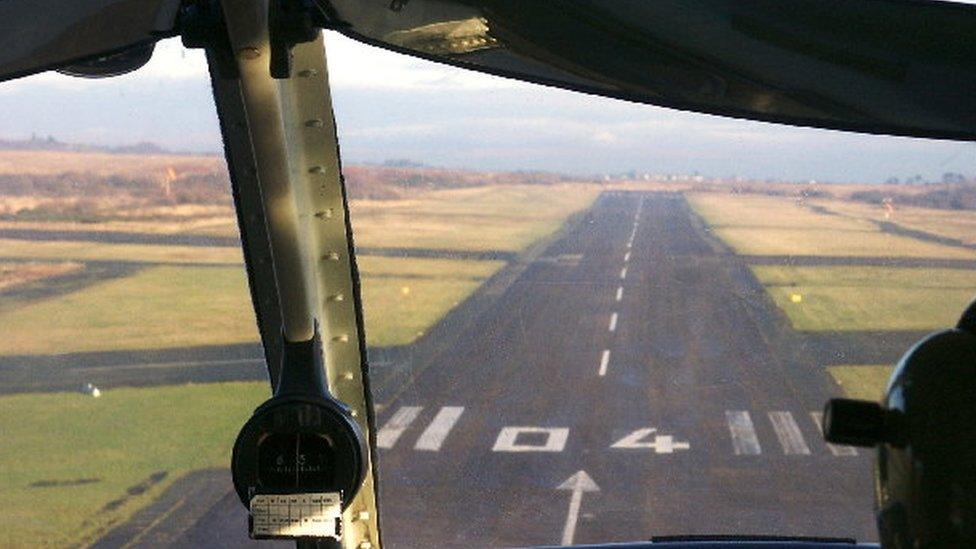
[257, 432, 335, 489]
[232, 398, 367, 509]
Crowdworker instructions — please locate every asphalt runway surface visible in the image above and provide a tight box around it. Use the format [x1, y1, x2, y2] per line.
[91, 191, 892, 547]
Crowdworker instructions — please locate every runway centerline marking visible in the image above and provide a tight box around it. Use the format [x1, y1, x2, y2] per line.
[769, 411, 811, 455]
[608, 312, 618, 332]
[377, 406, 422, 449]
[414, 406, 464, 451]
[620, 267, 628, 279]
[599, 349, 610, 376]
[615, 286, 623, 301]
[624, 251, 631, 262]
[726, 410, 762, 455]
[810, 411, 858, 456]
[493, 427, 569, 452]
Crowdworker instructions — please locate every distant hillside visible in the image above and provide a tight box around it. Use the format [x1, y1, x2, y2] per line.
[0, 136, 173, 155]
[0, 148, 592, 221]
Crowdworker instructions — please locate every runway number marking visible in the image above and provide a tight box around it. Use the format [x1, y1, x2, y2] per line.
[611, 427, 690, 453]
[608, 313, 618, 332]
[810, 411, 858, 456]
[414, 406, 465, 451]
[726, 410, 762, 455]
[615, 286, 623, 301]
[377, 406, 422, 449]
[768, 411, 811, 455]
[493, 426, 569, 452]
[598, 349, 610, 376]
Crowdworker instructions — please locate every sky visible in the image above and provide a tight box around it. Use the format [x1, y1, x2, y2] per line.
[0, 32, 974, 183]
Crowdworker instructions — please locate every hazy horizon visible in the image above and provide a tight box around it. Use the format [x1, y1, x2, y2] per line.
[0, 33, 973, 184]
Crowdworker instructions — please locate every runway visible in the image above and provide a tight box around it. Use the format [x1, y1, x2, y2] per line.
[100, 191, 883, 547]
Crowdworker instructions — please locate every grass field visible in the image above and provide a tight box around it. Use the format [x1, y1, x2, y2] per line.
[0, 214, 239, 238]
[0, 261, 82, 291]
[812, 199, 976, 246]
[349, 184, 598, 252]
[0, 238, 243, 265]
[688, 193, 976, 259]
[0, 381, 269, 547]
[828, 365, 894, 400]
[0, 257, 506, 355]
[753, 265, 976, 331]
[0, 266, 259, 355]
[359, 256, 505, 346]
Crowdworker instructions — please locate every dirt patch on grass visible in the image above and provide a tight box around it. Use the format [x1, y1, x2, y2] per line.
[0, 261, 83, 292]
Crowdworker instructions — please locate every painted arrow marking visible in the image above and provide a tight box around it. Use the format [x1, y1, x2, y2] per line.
[611, 428, 690, 453]
[557, 470, 600, 546]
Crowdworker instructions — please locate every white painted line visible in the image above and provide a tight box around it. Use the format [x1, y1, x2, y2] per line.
[626, 241, 633, 249]
[598, 350, 610, 376]
[810, 411, 858, 456]
[608, 313, 618, 332]
[624, 251, 631, 262]
[558, 471, 599, 546]
[611, 428, 690, 453]
[620, 267, 628, 279]
[377, 406, 423, 449]
[493, 426, 569, 452]
[615, 286, 624, 301]
[414, 406, 465, 451]
[769, 411, 811, 455]
[726, 410, 762, 455]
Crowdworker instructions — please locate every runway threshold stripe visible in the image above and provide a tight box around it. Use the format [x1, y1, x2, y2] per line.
[608, 313, 618, 332]
[769, 411, 811, 455]
[414, 406, 464, 451]
[599, 350, 610, 376]
[377, 406, 423, 449]
[615, 287, 624, 301]
[726, 411, 762, 455]
[810, 411, 858, 457]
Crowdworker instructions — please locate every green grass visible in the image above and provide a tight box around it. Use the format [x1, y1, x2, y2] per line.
[0, 382, 269, 547]
[688, 193, 976, 259]
[349, 184, 598, 252]
[828, 365, 894, 400]
[753, 265, 976, 331]
[0, 258, 506, 355]
[0, 265, 260, 356]
[0, 238, 243, 265]
[359, 256, 505, 346]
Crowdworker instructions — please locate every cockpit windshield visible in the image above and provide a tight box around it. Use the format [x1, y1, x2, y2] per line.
[1, 21, 975, 549]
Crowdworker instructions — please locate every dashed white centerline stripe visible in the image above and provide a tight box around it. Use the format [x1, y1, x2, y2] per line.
[608, 313, 618, 332]
[620, 267, 628, 279]
[810, 411, 858, 456]
[414, 406, 464, 451]
[615, 286, 623, 301]
[599, 350, 610, 376]
[377, 406, 422, 449]
[726, 410, 762, 455]
[769, 411, 811, 455]
[623, 251, 631, 262]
